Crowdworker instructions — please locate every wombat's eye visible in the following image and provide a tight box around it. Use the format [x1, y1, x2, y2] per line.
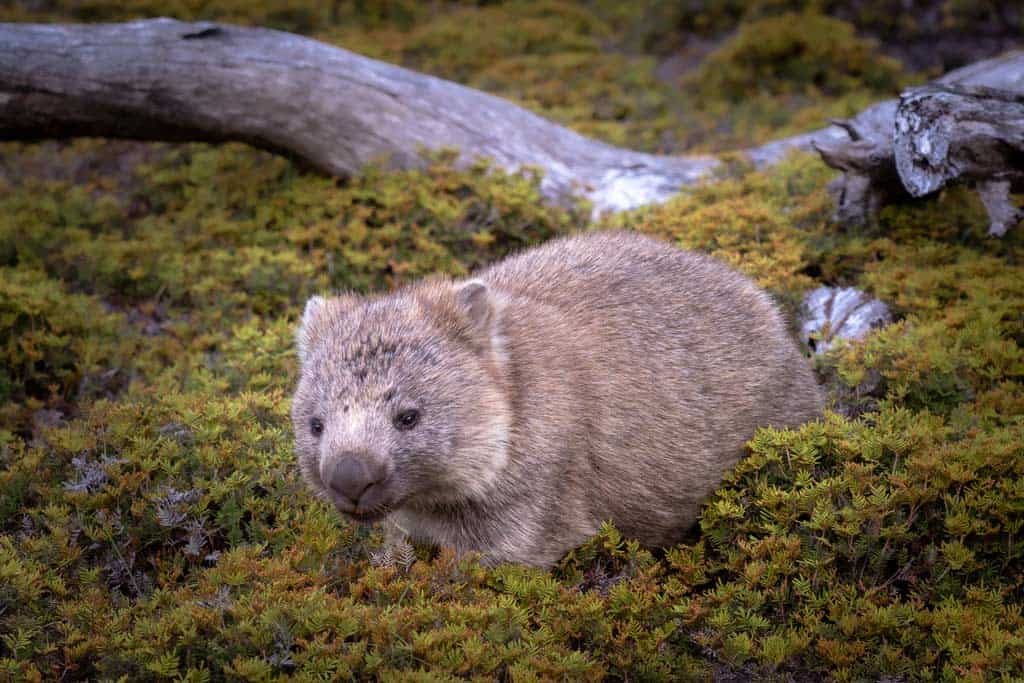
[309, 417, 324, 437]
[394, 409, 420, 431]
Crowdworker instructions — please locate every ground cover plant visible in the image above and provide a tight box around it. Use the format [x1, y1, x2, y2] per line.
[1, 1, 1022, 680]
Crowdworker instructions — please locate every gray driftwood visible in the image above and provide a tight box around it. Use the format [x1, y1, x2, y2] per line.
[0, 18, 717, 215]
[1, 20, 1021, 227]
[812, 51, 1024, 236]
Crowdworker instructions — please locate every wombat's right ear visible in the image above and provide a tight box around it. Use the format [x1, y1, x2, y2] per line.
[456, 281, 493, 331]
[296, 296, 328, 364]
[454, 280, 503, 355]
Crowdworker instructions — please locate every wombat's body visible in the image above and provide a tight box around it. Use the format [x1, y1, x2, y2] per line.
[292, 231, 823, 567]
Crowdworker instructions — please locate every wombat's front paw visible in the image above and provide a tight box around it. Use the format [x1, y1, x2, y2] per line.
[369, 517, 416, 570]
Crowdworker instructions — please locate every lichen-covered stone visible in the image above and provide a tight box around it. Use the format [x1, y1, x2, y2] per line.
[801, 285, 892, 353]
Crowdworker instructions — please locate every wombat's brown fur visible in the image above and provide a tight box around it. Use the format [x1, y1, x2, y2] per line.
[292, 231, 823, 567]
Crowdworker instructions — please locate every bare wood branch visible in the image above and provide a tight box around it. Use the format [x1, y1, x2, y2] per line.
[893, 84, 1024, 235]
[0, 18, 718, 215]
[977, 179, 1024, 237]
[2, 20, 1022, 229]
[809, 51, 1024, 234]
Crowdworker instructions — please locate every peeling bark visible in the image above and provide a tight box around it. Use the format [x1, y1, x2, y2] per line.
[811, 51, 1024, 235]
[894, 85, 1024, 235]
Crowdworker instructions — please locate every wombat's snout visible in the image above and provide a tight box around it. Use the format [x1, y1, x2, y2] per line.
[325, 455, 389, 514]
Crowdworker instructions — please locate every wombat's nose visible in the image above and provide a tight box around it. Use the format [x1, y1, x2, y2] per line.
[328, 456, 385, 506]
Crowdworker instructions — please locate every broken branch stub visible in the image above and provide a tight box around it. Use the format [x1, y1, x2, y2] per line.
[811, 51, 1024, 234]
[810, 101, 905, 226]
[894, 84, 1024, 235]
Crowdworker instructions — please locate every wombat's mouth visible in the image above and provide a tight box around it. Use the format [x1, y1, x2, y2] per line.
[329, 487, 402, 524]
[342, 508, 390, 524]
[317, 471, 400, 525]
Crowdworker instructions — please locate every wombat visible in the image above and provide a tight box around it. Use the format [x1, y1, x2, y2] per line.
[292, 231, 823, 567]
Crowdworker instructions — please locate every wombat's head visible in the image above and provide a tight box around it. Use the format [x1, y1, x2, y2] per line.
[291, 279, 511, 523]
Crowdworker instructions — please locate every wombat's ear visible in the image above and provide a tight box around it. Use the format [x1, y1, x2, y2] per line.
[454, 280, 500, 353]
[296, 296, 328, 364]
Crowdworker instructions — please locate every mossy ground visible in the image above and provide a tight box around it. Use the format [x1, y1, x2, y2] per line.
[1, 2, 1023, 680]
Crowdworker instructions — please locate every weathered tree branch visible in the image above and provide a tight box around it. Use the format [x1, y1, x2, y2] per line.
[895, 85, 1024, 235]
[812, 52, 1024, 235]
[1, 20, 1021, 227]
[0, 18, 719, 214]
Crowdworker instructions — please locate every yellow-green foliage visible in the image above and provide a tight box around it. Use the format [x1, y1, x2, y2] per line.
[332, 1, 683, 152]
[679, 12, 911, 150]
[691, 13, 905, 100]
[2, 1, 1024, 681]
[0, 268, 111, 401]
[630, 0, 1018, 51]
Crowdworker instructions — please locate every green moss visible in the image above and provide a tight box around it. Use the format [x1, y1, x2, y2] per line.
[323, 1, 688, 153]
[0, 266, 127, 409]
[693, 408, 1024, 678]
[693, 12, 905, 101]
[4, 136, 1022, 679]
[673, 12, 912, 150]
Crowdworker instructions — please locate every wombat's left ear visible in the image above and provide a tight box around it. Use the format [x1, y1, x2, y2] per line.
[296, 296, 328, 364]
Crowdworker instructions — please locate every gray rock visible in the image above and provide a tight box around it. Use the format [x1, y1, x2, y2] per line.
[801, 286, 892, 353]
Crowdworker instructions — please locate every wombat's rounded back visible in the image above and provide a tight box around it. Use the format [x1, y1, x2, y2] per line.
[477, 231, 822, 547]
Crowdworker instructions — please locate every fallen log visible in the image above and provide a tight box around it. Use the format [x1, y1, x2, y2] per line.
[1, 20, 1021, 228]
[0, 18, 717, 214]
